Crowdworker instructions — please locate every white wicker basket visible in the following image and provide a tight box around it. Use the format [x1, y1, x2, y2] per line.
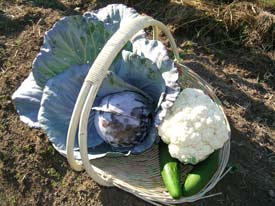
[65, 15, 231, 206]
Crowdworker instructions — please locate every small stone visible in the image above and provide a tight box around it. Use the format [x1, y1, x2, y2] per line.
[268, 190, 275, 197]
[74, 7, 80, 11]
[223, 100, 230, 107]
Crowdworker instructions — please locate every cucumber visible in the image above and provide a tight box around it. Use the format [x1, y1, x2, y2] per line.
[159, 141, 182, 199]
[182, 150, 220, 197]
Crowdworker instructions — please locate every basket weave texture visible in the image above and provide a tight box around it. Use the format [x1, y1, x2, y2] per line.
[66, 15, 231, 206]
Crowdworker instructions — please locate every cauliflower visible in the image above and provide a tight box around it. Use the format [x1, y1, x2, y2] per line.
[158, 88, 229, 164]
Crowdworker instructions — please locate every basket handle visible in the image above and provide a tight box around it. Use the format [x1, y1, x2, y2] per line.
[66, 15, 180, 186]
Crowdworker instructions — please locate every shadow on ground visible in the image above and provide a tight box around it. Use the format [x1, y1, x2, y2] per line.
[0, 9, 42, 37]
[25, 0, 67, 10]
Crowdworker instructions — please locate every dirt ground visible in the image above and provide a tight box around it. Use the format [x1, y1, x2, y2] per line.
[0, 0, 275, 205]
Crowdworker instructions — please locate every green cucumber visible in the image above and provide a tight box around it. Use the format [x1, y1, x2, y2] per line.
[182, 150, 220, 197]
[159, 141, 182, 199]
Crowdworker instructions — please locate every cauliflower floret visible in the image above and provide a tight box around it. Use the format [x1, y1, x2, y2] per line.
[158, 88, 229, 164]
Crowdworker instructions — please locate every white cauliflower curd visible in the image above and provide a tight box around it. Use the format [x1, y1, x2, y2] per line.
[158, 88, 229, 164]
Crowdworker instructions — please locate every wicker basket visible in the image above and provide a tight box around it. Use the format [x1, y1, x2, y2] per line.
[65, 15, 231, 205]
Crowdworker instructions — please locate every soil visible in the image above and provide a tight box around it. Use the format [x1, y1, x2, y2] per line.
[0, 0, 274, 206]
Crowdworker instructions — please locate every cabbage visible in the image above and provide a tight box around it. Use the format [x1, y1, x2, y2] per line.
[12, 4, 180, 159]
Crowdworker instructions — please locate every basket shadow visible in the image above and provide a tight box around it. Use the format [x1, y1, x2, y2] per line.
[191, 46, 275, 90]
[222, 49, 275, 89]
[98, 187, 151, 206]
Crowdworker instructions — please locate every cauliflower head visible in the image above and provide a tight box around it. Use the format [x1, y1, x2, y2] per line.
[158, 88, 229, 164]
